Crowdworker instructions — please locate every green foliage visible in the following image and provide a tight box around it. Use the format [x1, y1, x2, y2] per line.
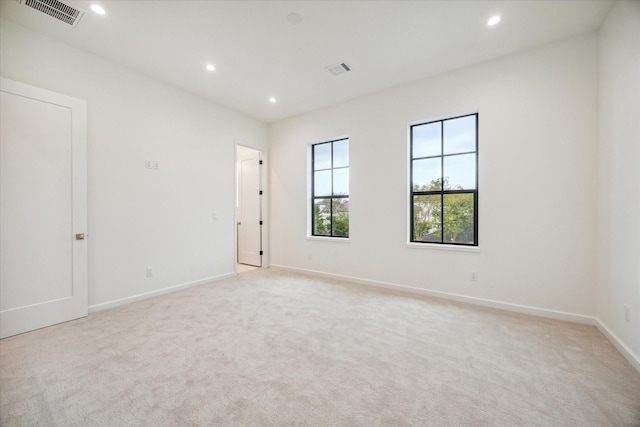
[413, 195, 440, 242]
[314, 200, 331, 235]
[332, 198, 349, 237]
[313, 198, 349, 237]
[442, 193, 474, 243]
[413, 178, 474, 243]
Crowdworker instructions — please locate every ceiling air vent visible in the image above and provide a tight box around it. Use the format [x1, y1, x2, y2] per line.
[18, 0, 86, 27]
[326, 62, 351, 76]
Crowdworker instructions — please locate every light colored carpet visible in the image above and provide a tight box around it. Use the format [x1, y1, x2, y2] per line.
[237, 263, 259, 274]
[1, 269, 639, 426]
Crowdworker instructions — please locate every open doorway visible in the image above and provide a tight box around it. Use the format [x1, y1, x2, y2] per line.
[236, 145, 263, 272]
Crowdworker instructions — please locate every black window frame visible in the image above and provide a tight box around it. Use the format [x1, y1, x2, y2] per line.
[311, 138, 349, 238]
[409, 113, 478, 246]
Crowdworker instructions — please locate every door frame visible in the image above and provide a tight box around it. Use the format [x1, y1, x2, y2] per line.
[234, 142, 268, 272]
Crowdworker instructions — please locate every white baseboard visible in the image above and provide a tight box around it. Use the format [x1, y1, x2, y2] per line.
[88, 272, 236, 313]
[594, 317, 640, 373]
[269, 264, 594, 325]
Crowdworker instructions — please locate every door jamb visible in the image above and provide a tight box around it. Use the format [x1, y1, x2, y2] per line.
[234, 143, 267, 273]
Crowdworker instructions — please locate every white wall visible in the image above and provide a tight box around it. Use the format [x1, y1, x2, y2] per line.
[597, 1, 640, 364]
[269, 33, 599, 318]
[0, 19, 267, 308]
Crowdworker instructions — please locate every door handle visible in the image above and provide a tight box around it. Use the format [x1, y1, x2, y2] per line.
[237, 221, 241, 225]
[75, 233, 85, 240]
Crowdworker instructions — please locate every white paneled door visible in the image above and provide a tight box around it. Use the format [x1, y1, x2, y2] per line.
[237, 148, 262, 267]
[0, 77, 88, 338]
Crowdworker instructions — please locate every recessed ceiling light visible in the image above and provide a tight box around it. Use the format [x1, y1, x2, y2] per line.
[206, 64, 215, 71]
[90, 4, 106, 15]
[487, 15, 501, 26]
[269, 97, 277, 103]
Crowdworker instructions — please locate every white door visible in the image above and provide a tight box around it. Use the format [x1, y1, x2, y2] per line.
[0, 77, 88, 339]
[237, 147, 262, 267]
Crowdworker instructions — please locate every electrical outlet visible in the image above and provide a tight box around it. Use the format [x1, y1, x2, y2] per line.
[470, 272, 477, 281]
[153, 160, 160, 170]
[146, 267, 154, 278]
[624, 305, 630, 322]
[145, 159, 152, 169]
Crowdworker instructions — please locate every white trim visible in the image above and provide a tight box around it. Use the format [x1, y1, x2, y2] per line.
[593, 317, 640, 373]
[88, 272, 235, 313]
[269, 264, 594, 325]
[307, 236, 351, 243]
[406, 242, 481, 253]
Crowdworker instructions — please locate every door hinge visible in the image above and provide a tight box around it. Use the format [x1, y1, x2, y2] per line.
[259, 160, 263, 165]
[259, 190, 263, 195]
[259, 220, 263, 225]
[259, 250, 264, 255]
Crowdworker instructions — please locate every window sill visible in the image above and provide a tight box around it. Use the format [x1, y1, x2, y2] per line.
[406, 242, 481, 253]
[307, 236, 350, 243]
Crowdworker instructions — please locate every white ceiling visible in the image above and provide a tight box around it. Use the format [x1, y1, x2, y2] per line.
[0, 0, 613, 123]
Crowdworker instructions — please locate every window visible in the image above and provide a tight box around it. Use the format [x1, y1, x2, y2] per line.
[312, 138, 349, 238]
[410, 114, 478, 246]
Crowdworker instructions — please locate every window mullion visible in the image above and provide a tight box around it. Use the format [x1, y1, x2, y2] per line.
[410, 127, 415, 240]
[330, 198, 334, 238]
[330, 141, 334, 236]
[440, 121, 444, 243]
[311, 146, 316, 234]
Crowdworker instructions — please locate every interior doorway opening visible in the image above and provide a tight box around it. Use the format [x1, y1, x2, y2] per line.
[236, 145, 263, 272]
